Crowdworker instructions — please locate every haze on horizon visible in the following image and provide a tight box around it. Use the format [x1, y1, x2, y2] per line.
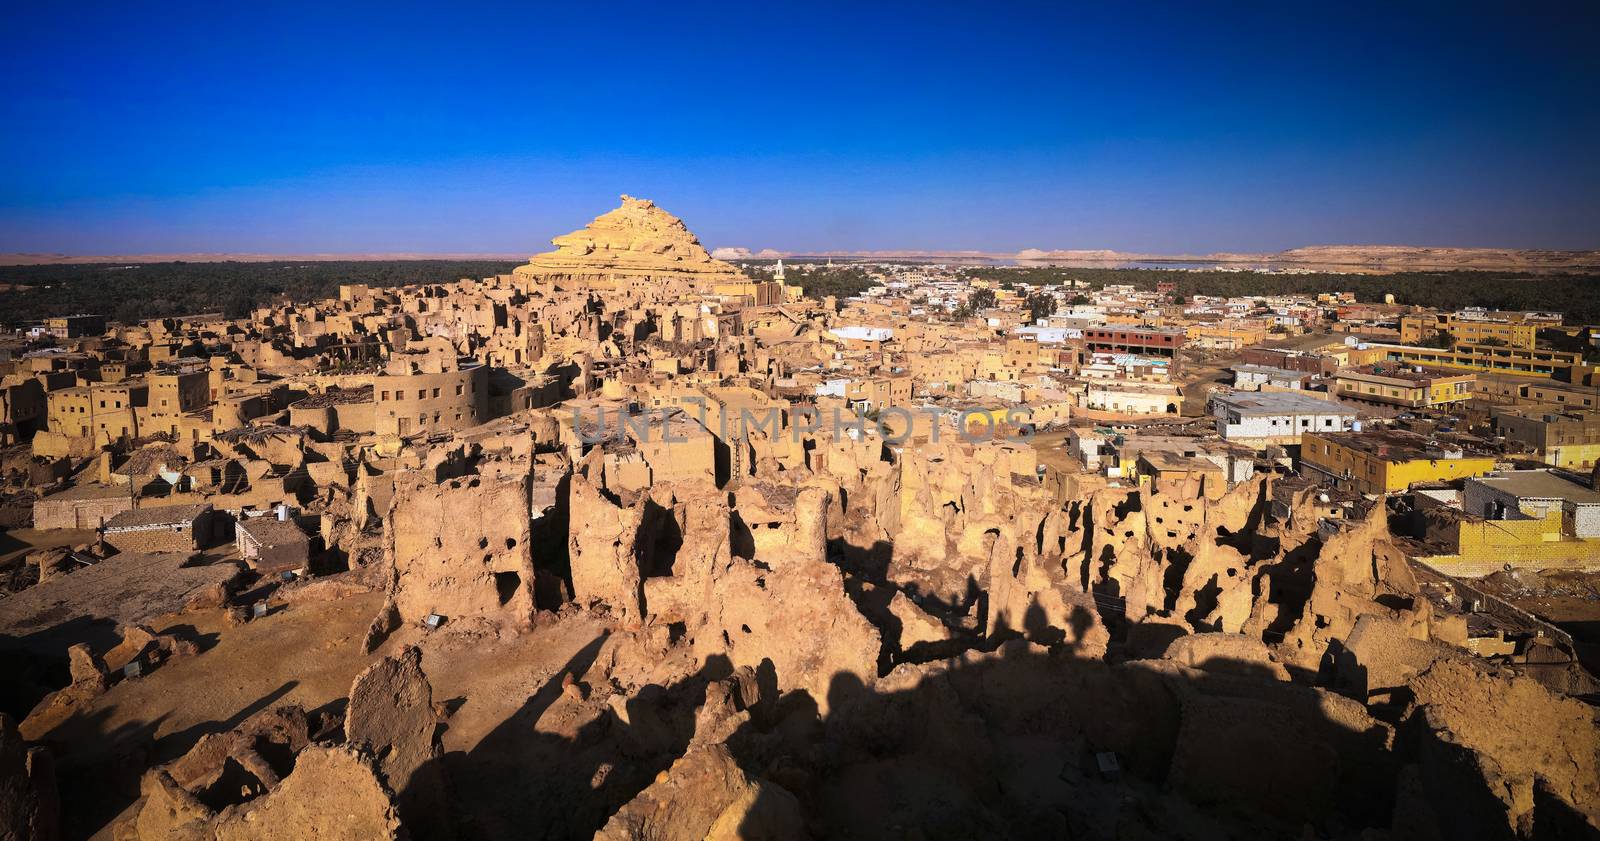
[2, 1, 1597, 257]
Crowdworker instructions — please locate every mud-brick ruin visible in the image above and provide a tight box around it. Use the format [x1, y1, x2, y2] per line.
[0, 197, 1596, 840]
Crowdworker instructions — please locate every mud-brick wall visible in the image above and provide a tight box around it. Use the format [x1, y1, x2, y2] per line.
[103, 524, 201, 554]
[33, 495, 133, 530]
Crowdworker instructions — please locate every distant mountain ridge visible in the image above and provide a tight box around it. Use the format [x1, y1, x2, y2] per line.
[1013, 245, 1600, 270]
[3, 244, 1597, 271]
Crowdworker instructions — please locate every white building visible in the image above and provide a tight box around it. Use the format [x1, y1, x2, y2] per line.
[1083, 382, 1181, 415]
[1209, 391, 1357, 446]
[1231, 364, 1307, 391]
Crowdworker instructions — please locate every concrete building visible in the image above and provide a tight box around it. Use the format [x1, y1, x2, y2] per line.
[1418, 470, 1600, 575]
[1230, 364, 1309, 391]
[1209, 391, 1357, 446]
[1367, 343, 1582, 379]
[1300, 429, 1497, 495]
[1491, 408, 1600, 469]
[1398, 311, 1543, 349]
[1083, 381, 1181, 415]
[1081, 326, 1185, 357]
[1333, 364, 1474, 410]
[1463, 470, 1600, 538]
[1239, 347, 1337, 377]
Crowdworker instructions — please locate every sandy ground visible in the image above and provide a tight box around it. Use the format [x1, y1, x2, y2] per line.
[27, 588, 618, 840]
[0, 527, 97, 569]
[1029, 429, 1081, 477]
[1177, 363, 1231, 416]
[40, 593, 385, 839]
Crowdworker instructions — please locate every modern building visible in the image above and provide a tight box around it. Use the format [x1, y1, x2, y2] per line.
[1332, 364, 1474, 410]
[236, 513, 314, 574]
[1398, 312, 1540, 349]
[1210, 391, 1357, 446]
[1491, 408, 1600, 469]
[1083, 381, 1181, 415]
[1231, 363, 1310, 391]
[1518, 380, 1600, 411]
[1462, 470, 1600, 538]
[101, 503, 215, 553]
[1416, 470, 1600, 574]
[1186, 324, 1269, 351]
[1367, 343, 1582, 379]
[1239, 347, 1337, 377]
[1081, 326, 1185, 357]
[1300, 429, 1497, 495]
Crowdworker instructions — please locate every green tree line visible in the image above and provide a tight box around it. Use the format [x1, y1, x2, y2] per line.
[960, 267, 1600, 324]
[742, 264, 879, 301]
[0, 260, 523, 325]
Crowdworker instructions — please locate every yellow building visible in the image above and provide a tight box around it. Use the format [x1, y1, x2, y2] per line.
[1398, 313, 1538, 349]
[1422, 510, 1600, 576]
[1367, 343, 1581, 379]
[1300, 430, 1497, 494]
[1490, 408, 1600, 469]
[1417, 470, 1600, 575]
[1332, 364, 1474, 409]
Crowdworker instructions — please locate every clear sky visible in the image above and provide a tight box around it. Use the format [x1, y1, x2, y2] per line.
[2, 1, 1597, 255]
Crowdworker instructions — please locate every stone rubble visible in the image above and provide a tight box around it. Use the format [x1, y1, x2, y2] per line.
[2, 196, 1595, 841]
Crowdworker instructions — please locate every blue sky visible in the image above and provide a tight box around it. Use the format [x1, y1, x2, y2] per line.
[2, 1, 1597, 254]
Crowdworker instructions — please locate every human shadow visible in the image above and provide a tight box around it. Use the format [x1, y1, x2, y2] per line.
[420, 602, 1552, 841]
[717, 645, 1503, 840]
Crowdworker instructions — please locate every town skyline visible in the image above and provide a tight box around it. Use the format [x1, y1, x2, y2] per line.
[4, 4, 1599, 839]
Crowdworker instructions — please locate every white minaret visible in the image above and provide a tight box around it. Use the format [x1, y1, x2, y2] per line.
[774, 259, 786, 282]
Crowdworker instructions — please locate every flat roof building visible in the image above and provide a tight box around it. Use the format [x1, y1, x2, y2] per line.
[1210, 391, 1357, 446]
[1333, 364, 1474, 410]
[1301, 429, 1497, 495]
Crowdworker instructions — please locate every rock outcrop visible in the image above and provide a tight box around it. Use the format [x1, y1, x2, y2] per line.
[513, 196, 748, 291]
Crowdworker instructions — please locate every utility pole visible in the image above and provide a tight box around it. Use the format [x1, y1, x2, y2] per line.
[126, 454, 138, 510]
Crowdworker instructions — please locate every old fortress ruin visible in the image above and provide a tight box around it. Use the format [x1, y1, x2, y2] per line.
[0, 196, 1596, 840]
